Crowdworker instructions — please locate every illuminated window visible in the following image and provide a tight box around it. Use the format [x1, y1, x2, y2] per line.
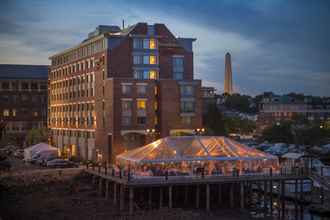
[137, 100, 146, 109]
[154, 102, 158, 110]
[154, 116, 158, 125]
[134, 70, 158, 80]
[33, 111, 39, 117]
[149, 70, 157, 79]
[154, 86, 158, 95]
[149, 55, 157, 64]
[12, 109, 16, 117]
[71, 145, 77, 156]
[149, 39, 156, 49]
[3, 109, 9, 117]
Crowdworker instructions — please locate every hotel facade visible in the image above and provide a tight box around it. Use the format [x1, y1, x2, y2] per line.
[48, 23, 202, 162]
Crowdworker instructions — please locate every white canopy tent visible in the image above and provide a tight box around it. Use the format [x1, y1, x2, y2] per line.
[117, 136, 278, 164]
[24, 143, 58, 161]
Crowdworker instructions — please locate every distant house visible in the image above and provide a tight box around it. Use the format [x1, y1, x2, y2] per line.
[257, 95, 330, 131]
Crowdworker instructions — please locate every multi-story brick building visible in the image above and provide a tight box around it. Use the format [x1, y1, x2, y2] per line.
[257, 95, 330, 131]
[0, 64, 48, 146]
[48, 23, 202, 162]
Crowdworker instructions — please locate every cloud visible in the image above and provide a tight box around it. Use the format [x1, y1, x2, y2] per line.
[0, 0, 329, 96]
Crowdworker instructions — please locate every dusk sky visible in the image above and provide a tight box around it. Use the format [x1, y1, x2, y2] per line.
[1, 0, 329, 96]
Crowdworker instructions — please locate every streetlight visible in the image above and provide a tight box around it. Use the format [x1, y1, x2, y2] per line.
[146, 128, 157, 141]
[195, 128, 206, 135]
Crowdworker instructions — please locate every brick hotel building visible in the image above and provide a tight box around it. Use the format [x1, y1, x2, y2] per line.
[48, 23, 202, 162]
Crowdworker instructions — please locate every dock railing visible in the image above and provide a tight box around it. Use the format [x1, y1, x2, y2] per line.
[85, 164, 310, 184]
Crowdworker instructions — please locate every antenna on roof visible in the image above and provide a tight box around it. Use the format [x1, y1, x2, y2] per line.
[122, 19, 125, 29]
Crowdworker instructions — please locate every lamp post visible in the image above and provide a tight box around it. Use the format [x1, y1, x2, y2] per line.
[195, 128, 206, 135]
[146, 128, 157, 142]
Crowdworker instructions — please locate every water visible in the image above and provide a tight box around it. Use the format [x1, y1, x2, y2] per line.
[249, 192, 330, 220]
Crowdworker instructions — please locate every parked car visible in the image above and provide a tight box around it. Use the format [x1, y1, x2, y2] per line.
[46, 159, 78, 168]
[41, 156, 59, 166]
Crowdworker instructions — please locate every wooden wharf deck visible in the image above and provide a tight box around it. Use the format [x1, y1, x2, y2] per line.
[84, 166, 314, 217]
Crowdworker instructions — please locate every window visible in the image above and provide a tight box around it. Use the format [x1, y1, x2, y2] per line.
[133, 38, 143, 49]
[137, 116, 146, 125]
[147, 25, 155, 36]
[1, 82, 9, 90]
[134, 70, 158, 80]
[143, 56, 149, 64]
[181, 116, 192, 125]
[133, 55, 142, 64]
[121, 116, 131, 126]
[173, 56, 184, 80]
[31, 83, 38, 90]
[149, 39, 156, 49]
[3, 109, 9, 117]
[180, 85, 194, 97]
[21, 95, 29, 102]
[40, 83, 47, 90]
[121, 84, 131, 95]
[22, 82, 29, 90]
[12, 109, 16, 117]
[149, 55, 157, 64]
[12, 82, 18, 90]
[137, 85, 147, 95]
[33, 111, 38, 117]
[137, 99, 146, 109]
[181, 100, 195, 113]
[121, 100, 132, 114]
[149, 70, 157, 79]
[143, 39, 150, 49]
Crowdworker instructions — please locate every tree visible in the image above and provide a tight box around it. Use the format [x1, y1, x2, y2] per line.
[203, 103, 226, 135]
[224, 94, 253, 113]
[26, 128, 48, 145]
[261, 121, 294, 143]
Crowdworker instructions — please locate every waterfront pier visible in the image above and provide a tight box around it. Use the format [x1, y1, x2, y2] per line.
[85, 165, 313, 216]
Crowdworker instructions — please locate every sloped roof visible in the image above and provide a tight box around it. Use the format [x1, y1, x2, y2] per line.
[0, 64, 48, 79]
[117, 136, 277, 164]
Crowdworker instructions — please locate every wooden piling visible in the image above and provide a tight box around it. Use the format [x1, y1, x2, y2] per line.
[169, 186, 173, 208]
[218, 184, 222, 206]
[196, 185, 200, 209]
[120, 184, 124, 210]
[129, 187, 134, 215]
[230, 183, 235, 208]
[206, 184, 210, 211]
[184, 186, 188, 206]
[159, 187, 163, 208]
[105, 180, 109, 199]
[113, 183, 117, 205]
[148, 188, 152, 209]
[240, 183, 244, 209]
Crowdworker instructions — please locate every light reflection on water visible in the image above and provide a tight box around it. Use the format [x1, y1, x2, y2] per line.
[249, 193, 330, 220]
